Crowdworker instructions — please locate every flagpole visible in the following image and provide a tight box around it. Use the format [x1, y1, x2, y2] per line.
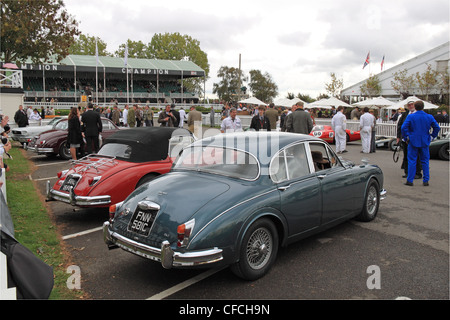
[95, 37, 98, 105]
[125, 42, 129, 105]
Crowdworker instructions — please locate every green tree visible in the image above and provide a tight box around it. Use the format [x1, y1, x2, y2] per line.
[115, 39, 148, 59]
[212, 66, 247, 102]
[248, 69, 278, 103]
[360, 74, 382, 98]
[296, 93, 314, 103]
[325, 72, 343, 98]
[416, 64, 439, 101]
[1, 0, 80, 63]
[147, 32, 210, 97]
[390, 69, 416, 99]
[69, 33, 110, 56]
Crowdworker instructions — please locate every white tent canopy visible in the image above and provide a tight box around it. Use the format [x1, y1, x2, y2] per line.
[353, 96, 394, 107]
[238, 97, 268, 105]
[273, 97, 304, 108]
[385, 96, 439, 110]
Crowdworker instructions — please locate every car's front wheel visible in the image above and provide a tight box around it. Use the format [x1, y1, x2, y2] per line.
[231, 218, 278, 281]
[355, 179, 380, 222]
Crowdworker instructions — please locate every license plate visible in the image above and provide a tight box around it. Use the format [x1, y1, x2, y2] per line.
[127, 208, 157, 236]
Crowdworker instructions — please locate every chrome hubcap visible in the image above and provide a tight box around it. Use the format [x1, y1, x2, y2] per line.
[366, 186, 378, 215]
[246, 227, 272, 270]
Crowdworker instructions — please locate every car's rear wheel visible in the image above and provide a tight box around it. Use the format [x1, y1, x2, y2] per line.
[355, 179, 380, 222]
[438, 144, 449, 161]
[59, 141, 71, 160]
[231, 218, 278, 281]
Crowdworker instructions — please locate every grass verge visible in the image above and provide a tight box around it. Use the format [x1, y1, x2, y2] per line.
[4, 144, 85, 299]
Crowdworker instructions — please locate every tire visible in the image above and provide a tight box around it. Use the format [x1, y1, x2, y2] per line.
[355, 179, 380, 222]
[389, 139, 398, 151]
[59, 141, 72, 160]
[135, 173, 158, 188]
[231, 218, 278, 281]
[438, 144, 449, 161]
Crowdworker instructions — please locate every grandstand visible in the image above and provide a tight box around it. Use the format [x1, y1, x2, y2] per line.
[20, 54, 206, 106]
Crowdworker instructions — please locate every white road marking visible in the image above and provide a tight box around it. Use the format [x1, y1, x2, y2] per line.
[62, 226, 103, 240]
[35, 161, 69, 167]
[147, 266, 226, 300]
[30, 176, 58, 181]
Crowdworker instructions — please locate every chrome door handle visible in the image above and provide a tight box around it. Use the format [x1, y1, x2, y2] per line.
[278, 186, 290, 191]
[317, 175, 327, 179]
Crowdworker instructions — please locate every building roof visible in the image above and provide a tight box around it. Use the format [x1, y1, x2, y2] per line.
[342, 42, 449, 98]
[20, 54, 205, 78]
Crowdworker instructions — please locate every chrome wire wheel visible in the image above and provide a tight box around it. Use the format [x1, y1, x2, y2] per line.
[246, 227, 273, 270]
[366, 185, 379, 217]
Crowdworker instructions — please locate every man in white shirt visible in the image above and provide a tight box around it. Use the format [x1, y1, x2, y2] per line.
[29, 109, 42, 121]
[178, 107, 186, 128]
[220, 108, 242, 133]
[359, 107, 375, 153]
[122, 105, 129, 127]
[331, 106, 347, 153]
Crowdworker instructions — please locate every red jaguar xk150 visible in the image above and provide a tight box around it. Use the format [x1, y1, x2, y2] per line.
[46, 127, 194, 208]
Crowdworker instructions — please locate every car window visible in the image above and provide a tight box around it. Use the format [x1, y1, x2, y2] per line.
[98, 143, 132, 159]
[169, 135, 195, 158]
[102, 119, 112, 129]
[270, 143, 310, 183]
[55, 121, 68, 130]
[309, 142, 341, 171]
[174, 146, 259, 180]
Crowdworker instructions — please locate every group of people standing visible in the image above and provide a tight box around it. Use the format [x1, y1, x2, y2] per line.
[397, 100, 440, 186]
[14, 105, 56, 127]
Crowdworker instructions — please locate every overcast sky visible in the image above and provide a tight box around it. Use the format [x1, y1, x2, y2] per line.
[64, 0, 449, 100]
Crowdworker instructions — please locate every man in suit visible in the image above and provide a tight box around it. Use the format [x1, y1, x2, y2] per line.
[285, 101, 313, 134]
[187, 106, 202, 137]
[401, 100, 440, 186]
[250, 105, 271, 131]
[14, 105, 29, 127]
[265, 103, 279, 130]
[397, 102, 422, 179]
[81, 103, 103, 154]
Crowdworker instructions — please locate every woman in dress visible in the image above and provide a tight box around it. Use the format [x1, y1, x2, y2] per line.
[67, 107, 83, 160]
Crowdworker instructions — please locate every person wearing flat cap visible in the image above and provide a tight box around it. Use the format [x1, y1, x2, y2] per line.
[401, 100, 440, 186]
[397, 100, 423, 180]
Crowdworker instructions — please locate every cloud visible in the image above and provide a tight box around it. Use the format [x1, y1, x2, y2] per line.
[64, 0, 449, 99]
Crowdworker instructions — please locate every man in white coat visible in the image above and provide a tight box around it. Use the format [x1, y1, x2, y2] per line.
[359, 107, 375, 153]
[331, 106, 347, 153]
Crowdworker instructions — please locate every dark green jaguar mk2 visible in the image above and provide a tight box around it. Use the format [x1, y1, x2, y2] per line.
[104, 132, 386, 280]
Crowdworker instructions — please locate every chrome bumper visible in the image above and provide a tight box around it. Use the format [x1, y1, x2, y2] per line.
[102, 221, 223, 269]
[380, 189, 387, 201]
[32, 146, 54, 154]
[46, 180, 111, 206]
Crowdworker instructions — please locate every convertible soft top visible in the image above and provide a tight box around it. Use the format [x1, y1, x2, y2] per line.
[103, 127, 191, 162]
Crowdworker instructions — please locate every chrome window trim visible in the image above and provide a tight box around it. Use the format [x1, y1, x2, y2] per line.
[174, 145, 261, 182]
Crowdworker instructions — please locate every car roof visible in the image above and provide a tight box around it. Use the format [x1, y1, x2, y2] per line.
[104, 127, 192, 162]
[192, 131, 325, 159]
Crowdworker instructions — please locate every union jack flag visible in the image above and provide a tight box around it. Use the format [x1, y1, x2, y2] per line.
[363, 51, 370, 69]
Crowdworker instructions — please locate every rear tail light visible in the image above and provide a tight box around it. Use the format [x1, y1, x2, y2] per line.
[177, 219, 195, 247]
[57, 169, 69, 179]
[88, 176, 102, 186]
[109, 201, 124, 222]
